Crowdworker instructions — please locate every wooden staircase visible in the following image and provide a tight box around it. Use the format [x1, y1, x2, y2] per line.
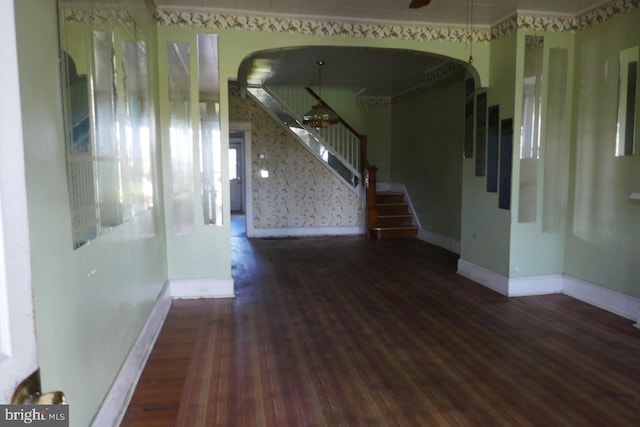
[369, 191, 418, 240]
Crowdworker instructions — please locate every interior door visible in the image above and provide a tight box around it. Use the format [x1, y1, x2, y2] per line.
[0, 0, 39, 403]
[229, 140, 244, 213]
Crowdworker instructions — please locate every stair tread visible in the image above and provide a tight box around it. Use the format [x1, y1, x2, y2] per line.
[378, 214, 413, 218]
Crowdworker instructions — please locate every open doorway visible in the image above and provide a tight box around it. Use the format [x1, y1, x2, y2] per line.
[229, 126, 251, 237]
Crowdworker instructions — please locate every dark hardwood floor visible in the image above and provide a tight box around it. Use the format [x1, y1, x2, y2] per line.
[122, 236, 640, 426]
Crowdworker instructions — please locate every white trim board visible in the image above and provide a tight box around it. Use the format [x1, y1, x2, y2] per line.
[247, 226, 364, 238]
[457, 259, 640, 325]
[169, 278, 235, 299]
[91, 283, 172, 427]
[457, 259, 509, 295]
[563, 275, 640, 323]
[92, 276, 236, 425]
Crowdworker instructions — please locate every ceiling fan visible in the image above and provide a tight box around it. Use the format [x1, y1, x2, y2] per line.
[409, 0, 431, 8]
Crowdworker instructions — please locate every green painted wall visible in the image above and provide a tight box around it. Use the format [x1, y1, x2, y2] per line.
[15, 1, 167, 425]
[390, 71, 466, 242]
[508, 31, 575, 277]
[565, 8, 640, 297]
[156, 28, 232, 280]
[459, 33, 518, 276]
[362, 105, 393, 182]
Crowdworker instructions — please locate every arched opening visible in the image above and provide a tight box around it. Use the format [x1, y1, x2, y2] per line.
[237, 45, 480, 96]
[232, 45, 475, 246]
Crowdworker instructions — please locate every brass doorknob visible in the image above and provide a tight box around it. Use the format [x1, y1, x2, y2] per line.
[32, 391, 66, 405]
[11, 370, 66, 405]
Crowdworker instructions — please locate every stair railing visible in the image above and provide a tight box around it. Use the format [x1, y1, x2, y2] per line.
[266, 84, 378, 233]
[268, 86, 361, 174]
[305, 88, 378, 232]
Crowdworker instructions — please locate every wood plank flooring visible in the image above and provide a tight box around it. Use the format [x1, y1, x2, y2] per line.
[122, 236, 640, 426]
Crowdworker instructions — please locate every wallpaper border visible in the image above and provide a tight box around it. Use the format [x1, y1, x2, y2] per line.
[153, 0, 639, 41]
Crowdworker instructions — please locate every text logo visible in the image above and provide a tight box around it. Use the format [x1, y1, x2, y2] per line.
[0, 406, 68, 426]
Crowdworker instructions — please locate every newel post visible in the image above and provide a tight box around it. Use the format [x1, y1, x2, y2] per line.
[360, 135, 377, 235]
[366, 166, 377, 230]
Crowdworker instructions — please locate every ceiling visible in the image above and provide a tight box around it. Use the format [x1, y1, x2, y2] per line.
[155, 0, 609, 98]
[238, 46, 460, 98]
[154, 0, 608, 27]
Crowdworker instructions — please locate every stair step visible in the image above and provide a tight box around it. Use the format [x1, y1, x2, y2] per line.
[376, 214, 414, 227]
[376, 203, 409, 215]
[376, 191, 405, 204]
[369, 226, 418, 240]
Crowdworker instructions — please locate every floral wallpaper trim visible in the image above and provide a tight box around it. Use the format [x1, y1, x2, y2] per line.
[154, 0, 638, 41]
[525, 35, 545, 49]
[64, 7, 136, 26]
[494, 0, 638, 37]
[574, 0, 638, 30]
[154, 10, 492, 43]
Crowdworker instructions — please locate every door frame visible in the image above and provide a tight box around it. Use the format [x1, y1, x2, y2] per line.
[0, 0, 39, 403]
[229, 137, 245, 213]
[229, 122, 254, 236]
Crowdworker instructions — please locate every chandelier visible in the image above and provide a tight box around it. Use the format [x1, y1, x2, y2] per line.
[302, 60, 339, 129]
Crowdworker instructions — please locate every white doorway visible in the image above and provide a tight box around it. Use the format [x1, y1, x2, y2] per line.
[0, 0, 39, 402]
[229, 132, 244, 214]
[229, 122, 253, 237]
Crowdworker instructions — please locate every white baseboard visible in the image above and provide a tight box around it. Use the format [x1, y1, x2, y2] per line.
[458, 259, 640, 323]
[418, 229, 461, 254]
[508, 274, 563, 297]
[563, 275, 640, 322]
[247, 226, 363, 238]
[169, 278, 235, 299]
[93, 276, 236, 425]
[91, 283, 172, 427]
[457, 259, 509, 295]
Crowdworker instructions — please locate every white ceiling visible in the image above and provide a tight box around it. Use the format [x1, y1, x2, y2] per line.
[238, 46, 458, 98]
[154, 0, 609, 27]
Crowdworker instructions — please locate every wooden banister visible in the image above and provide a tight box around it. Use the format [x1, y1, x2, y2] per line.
[364, 136, 378, 231]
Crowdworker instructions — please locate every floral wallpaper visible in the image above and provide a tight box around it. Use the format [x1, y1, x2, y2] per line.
[154, 0, 638, 41]
[155, 10, 491, 43]
[228, 85, 362, 229]
[63, 7, 135, 25]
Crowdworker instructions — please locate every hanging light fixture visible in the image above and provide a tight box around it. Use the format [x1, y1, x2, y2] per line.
[303, 60, 339, 129]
